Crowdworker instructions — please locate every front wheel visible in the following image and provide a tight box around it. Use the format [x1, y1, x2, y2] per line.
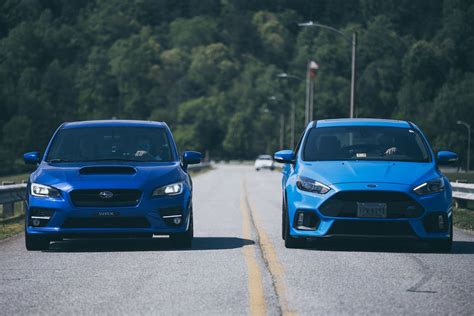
[25, 233, 50, 251]
[170, 212, 193, 249]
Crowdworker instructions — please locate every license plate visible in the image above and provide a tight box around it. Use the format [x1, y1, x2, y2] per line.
[96, 211, 120, 217]
[357, 203, 387, 218]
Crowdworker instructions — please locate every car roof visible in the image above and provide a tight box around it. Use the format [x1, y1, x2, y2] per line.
[315, 118, 411, 128]
[61, 120, 165, 129]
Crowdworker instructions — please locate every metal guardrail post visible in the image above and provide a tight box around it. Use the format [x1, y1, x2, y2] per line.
[1, 181, 15, 218]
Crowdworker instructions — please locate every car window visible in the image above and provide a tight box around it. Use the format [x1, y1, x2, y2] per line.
[303, 126, 431, 162]
[46, 127, 173, 162]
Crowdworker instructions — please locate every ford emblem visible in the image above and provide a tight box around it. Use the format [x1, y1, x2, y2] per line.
[99, 191, 114, 199]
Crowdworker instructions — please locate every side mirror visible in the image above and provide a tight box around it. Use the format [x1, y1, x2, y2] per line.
[182, 151, 202, 168]
[274, 150, 295, 164]
[23, 152, 41, 165]
[437, 151, 458, 165]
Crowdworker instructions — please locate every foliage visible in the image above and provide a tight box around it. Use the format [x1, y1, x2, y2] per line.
[0, 0, 473, 173]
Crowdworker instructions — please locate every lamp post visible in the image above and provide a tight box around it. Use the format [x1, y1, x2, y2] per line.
[298, 21, 357, 118]
[457, 120, 471, 172]
[276, 73, 304, 149]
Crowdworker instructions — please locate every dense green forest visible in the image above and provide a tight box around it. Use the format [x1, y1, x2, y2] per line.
[0, 0, 473, 174]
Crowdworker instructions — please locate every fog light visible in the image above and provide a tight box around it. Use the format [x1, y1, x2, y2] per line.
[297, 213, 304, 226]
[438, 215, 445, 230]
[32, 219, 41, 227]
[173, 217, 181, 225]
[294, 211, 320, 231]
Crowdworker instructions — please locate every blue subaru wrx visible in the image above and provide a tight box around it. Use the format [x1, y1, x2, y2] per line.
[274, 119, 458, 251]
[23, 120, 201, 250]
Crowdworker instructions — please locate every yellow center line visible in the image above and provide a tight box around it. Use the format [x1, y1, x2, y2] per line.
[242, 178, 297, 316]
[241, 180, 267, 316]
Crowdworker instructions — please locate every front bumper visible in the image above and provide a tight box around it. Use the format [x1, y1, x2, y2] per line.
[26, 192, 191, 238]
[286, 182, 452, 240]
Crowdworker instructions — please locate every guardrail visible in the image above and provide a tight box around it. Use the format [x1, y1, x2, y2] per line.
[0, 183, 27, 221]
[0, 162, 212, 222]
[451, 182, 474, 209]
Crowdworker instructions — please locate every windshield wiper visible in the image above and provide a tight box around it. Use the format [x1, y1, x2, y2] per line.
[81, 158, 147, 162]
[47, 159, 73, 163]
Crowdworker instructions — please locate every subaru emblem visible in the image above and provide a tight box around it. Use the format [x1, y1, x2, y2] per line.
[99, 191, 114, 199]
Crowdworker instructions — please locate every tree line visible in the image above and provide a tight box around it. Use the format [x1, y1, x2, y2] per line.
[0, 0, 473, 174]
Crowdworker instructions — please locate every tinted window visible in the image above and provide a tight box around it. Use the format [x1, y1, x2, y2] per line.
[303, 126, 431, 162]
[46, 127, 173, 162]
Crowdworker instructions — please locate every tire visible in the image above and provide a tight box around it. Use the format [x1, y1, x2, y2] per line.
[256, 168, 260, 171]
[282, 199, 286, 240]
[170, 211, 193, 249]
[428, 220, 453, 253]
[25, 233, 50, 251]
[283, 201, 306, 249]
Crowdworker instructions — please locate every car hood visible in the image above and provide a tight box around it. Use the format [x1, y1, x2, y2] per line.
[31, 161, 182, 192]
[299, 160, 437, 186]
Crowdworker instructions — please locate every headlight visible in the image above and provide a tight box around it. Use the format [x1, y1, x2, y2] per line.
[152, 182, 184, 196]
[296, 176, 331, 194]
[413, 177, 445, 195]
[31, 183, 61, 198]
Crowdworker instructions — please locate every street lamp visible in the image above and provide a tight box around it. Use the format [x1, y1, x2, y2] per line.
[457, 120, 471, 172]
[277, 73, 304, 81]
[276, 73, 304, 149]
[298, 21, 357, 118]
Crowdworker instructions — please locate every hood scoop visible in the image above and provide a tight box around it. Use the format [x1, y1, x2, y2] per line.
[79, 166, 136, 175]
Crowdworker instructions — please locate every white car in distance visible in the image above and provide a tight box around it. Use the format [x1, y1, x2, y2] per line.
[254, 155, 275, 171]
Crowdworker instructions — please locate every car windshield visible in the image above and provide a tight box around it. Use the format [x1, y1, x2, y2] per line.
[46, 126, 173, 162]
[258, 155, 272, 160]
[303, 126, 431, 162]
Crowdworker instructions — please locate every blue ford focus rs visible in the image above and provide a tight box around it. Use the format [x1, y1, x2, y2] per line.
[23, 120, 201, 250]
[274, 119, 458, 251]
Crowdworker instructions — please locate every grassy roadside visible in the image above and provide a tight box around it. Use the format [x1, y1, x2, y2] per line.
[453, 208, 474, 231]
[0, 219, 23, 240]
[0, 202, 25, 240]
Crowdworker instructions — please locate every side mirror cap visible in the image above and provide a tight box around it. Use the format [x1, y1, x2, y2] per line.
[24, 152, 41, 165]
[274, 150, 295, 164]
[182, 151, 202, 166]
[437, 151, 458, 165]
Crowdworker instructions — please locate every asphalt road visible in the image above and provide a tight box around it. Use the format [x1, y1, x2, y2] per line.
[1, 164, 474, 315]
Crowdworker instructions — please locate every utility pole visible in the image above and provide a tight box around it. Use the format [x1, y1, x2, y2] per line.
[276, 73, 303, 149]
[350, 32, 357, 118]
[280, 113, 285, 149]
[457, 120, 471, 172]
[299, 21, 357, 118]
[306, 61, 319, 125]
[291, 101, 295, 149]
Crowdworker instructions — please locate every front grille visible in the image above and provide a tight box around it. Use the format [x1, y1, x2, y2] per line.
[70, 189, 141, 207]
[327, 220, 416, 236]
[319, 191, 424, 218]
[62, 217, 150, 228]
